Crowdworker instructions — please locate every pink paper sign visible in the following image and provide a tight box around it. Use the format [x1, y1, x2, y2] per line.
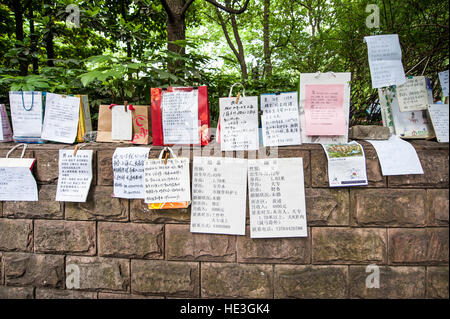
[304, 84, 347, 136]
[0, 104, 13, 142]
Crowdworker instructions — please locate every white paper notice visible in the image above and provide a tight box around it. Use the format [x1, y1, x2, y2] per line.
[367, 135, 423, 176]
[0, 158, 38, 201]
[364, 34, 406, 88]
[428, 104, 449, 143]
[438, 70, 449, 97]
[112, 147, 150, 199]
[190, 157, 247, 235]
[55, 150, 93, 202]
[111, 106, 133, 140]
[396, 76, 429, 112]
[9, 91, 43, 137]
[219, 96, 259, 151]
[261, 92, 301, 146]
[162, 90, 200, 144]
[322, 141, 368, 187]
[248, 158, 307, 238]
[144, 158, 191, 204]
[41, 93, 80, 143]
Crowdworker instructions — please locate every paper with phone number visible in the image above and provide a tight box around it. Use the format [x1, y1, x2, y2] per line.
[112, 147, 150, 199]
[190, 156, 247, 235]
[144, 158, 191, 204]
[41, 93, 80, 143]
[304, 84, 347, 136]
[261, 92, 301, 147]
[55, 150, 93, 202]
[0, 158, 38, 201]
[9, 91, 43, 137]
[364, 34, 406, 89]
[366, 135, 423, 176]
[322, 141, 368, 187]
[162, 90, 200, 144]
[248, 158, 307, 238]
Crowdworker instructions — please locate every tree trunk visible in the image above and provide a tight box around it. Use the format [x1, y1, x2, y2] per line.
[263, 0, 272, 77]
[12, 1, 28, 76]
[163, 0, 186, 75]
[29, 4, 39, 74]
[46, 23, 55, 67]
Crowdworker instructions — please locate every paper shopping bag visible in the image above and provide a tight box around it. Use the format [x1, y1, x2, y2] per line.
[76, 95, 93, 142]
[96, 104, 151, 144]
[151, 86, 211, 146]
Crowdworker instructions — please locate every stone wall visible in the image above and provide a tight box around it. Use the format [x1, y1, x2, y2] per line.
[0, 140, 448, 299]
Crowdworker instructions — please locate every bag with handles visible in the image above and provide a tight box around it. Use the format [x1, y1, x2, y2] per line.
[151, 86, 211, 146]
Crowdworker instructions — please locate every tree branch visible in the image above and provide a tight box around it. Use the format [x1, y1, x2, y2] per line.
[160, 0, 174, 21]
[205, 0, 250, 14]
[181, 0, 196, 15]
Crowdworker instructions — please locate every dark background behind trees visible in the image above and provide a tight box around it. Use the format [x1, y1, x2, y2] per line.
[0, 0, 448, 127]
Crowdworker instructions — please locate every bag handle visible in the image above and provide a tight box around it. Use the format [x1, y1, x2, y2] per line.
[158, 147, 177, 165]
[6, 143, 28, 158]
[109, 102, 135, 112]
[21, 91, 34, 111]
[228, 82, 246, 98]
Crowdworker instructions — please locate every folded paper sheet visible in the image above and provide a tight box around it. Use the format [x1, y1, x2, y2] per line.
[190, 156, 247, 235]
[260, 92, 301, 146]
[144, 158, 191, 204]
[112, 147, 151, 199]
[428, 104, 449, 143]
[367, 135, 423, 176]
[55, 150, 93, 202]
[0, 158, 38, 201]
[364, 34, 406, 89]
[322, 141, 368, 187]
[41, 93, 80, 144]
[248, 158, 307, 238]
[9, 91, 43, 138]
[299, 72, 351, 144]
[219, 96, 259, 151]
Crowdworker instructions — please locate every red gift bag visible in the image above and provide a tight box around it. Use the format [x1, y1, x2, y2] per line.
[151, 86, 211, 146]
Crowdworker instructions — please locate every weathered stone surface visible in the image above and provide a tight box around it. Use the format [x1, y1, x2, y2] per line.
[349, 125, 390, 140]
[98, 292, 165, 299]
[0, 252, 2, 285]
[362, 146, 387, 187]
[278, 149, 311, 187]
[388, 150, 449, 188]
[306, 188, 349, 226]
[201, 263, 273, 298]
[350, 189, 426, 226]
[34, 150, 59, 184]
[131, 260, 199, 297]
[426, 266, 449, 299]
[65, 186, 128, 221]
[427, 189, 449, 226]
[349, 266, 425, 299]
[388, 228, 449, 264]
[0, 218, 33, 252]
[34, 220, 96, 255]
[66, 256, 130, 292]
[3, 185, 62, 219]
[0, 286, 34, 299]
[274, 265, 347, 299]
[130, 199, 190, 223]
[97, 150, 114, 185]
[312, 227, 387, 264]
[4, 253, 64, 288]
[35, 288, 97, 299]
[166, 224, 235, 262]
[237, 227, 309, 264]
[98, 222, 163, 259]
